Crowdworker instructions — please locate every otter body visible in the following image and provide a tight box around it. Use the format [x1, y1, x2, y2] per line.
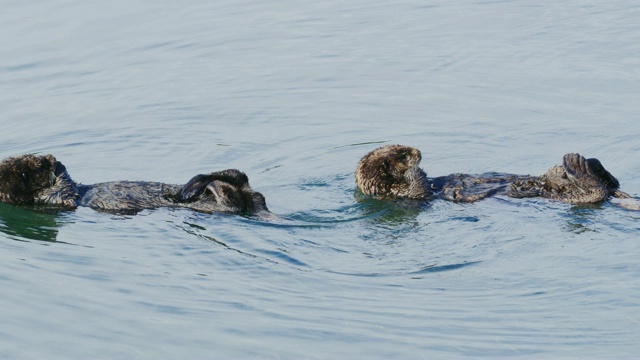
[430, 172, 536, 202]
[356, 145, 631, 204]
[77, 182, 186, 214]
[0, 154, 270, 216]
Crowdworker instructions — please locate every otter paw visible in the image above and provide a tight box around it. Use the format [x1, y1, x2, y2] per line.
[563, 153, 590, 180]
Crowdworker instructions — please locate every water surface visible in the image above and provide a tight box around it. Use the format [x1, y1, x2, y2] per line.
[1, 0, 639, 358]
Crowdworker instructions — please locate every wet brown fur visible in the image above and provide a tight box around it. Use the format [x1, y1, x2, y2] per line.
[0, 153, 269, 215]
[355, 145, 431, 199]
[356, 145, 630, 204]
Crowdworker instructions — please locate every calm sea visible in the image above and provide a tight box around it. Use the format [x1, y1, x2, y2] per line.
[1, 0, 639, 358]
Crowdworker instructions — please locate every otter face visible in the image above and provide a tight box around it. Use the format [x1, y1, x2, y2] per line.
[188, 182, 270, 214]
[0, 154, 57, 205]
[178, 169, 270, 215]
[203, 180, 245, 212]
[0, 154, 79, 207]
[355, 145, 430, 199]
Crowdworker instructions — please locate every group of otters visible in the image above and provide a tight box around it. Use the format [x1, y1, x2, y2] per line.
[0, 145, 635, 217]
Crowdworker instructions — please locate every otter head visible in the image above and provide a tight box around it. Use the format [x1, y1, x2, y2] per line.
[355, 145, 431, 199]
[0, 154, 79, 207]
[201, 180, 266, 214]
[178, 169, 271, 216]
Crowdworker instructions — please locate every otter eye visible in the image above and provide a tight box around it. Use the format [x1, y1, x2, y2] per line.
[397, 152, 407, 161]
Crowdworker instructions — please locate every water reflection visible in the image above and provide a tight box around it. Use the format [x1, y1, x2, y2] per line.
[0, 203, 61, 241]
[354, 194, 426, 224]
[561, 204, 602, 234]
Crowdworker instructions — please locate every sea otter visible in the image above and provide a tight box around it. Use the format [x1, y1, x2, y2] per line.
[0, 153, 271, 216]
[355, 145, 632, 204]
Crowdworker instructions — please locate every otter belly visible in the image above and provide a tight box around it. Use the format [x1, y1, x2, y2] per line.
[432, 173, 538, 202]
[78, 181, 179, 214]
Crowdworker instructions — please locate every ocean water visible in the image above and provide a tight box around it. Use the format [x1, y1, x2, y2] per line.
[1, 0, 639, 358]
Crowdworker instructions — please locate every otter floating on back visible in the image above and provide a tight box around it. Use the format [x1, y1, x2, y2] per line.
[355, 144, 633, 205]
[0, 153, 271, 217]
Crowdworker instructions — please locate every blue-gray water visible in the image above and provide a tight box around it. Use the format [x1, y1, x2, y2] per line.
[1, 0, 640, 358]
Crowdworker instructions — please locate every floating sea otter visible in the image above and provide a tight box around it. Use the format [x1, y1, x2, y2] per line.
[356, 145, 633, 204]
[0, 154, 271, 216]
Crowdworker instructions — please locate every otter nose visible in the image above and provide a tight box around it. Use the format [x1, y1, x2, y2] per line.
[409, 149, 422, 166]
